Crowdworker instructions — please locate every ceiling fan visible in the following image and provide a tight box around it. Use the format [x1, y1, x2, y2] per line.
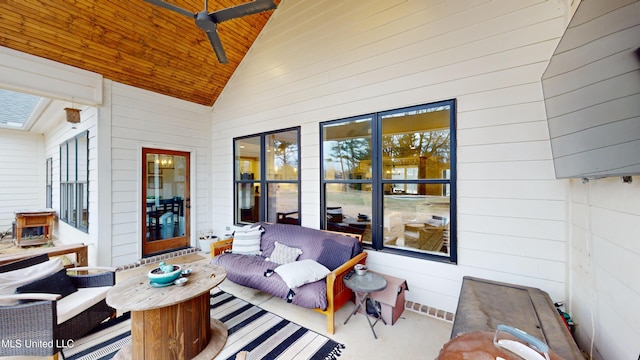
[145, 0, 277, 64]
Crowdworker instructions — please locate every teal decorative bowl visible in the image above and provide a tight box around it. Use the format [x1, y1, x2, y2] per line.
[148, 265, 182, 284]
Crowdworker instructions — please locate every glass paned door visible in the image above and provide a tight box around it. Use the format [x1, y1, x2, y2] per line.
[142, 148, 190, 256]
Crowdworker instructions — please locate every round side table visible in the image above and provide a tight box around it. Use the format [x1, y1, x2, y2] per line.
[343, 271, 387, 339]
[107, 261, 227, 359]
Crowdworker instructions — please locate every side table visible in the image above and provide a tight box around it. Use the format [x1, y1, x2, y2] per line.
[343, 271, 387, 339]
[106, 261, 227, 359]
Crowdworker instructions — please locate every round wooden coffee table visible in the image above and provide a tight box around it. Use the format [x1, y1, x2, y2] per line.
[107, 261, 227, 359]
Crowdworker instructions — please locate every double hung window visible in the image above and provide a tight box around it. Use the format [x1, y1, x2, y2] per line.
[46, 157, 53, 208]
[321, 100, 456, 262]
[60, 131, 89, 231]
[234, 128, 301, 225]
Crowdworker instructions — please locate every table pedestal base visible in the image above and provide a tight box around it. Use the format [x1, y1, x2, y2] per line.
[114, 318, 227, 360]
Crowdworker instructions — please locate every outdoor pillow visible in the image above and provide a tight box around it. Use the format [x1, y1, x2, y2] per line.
[16, 268, 78, 299]
[0, 257, 64, 305]
[267, 241, 302, 265]
[232, 225, 264, 255]
[275, 259, 330, 289]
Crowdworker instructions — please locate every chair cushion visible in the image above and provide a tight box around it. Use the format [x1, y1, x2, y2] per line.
[275, 259, 330, 289]
[16, 269, 77, 299]
[267, 241, 302, 265]
[56, 286, 111, 324]
[0, 258, 64, 305]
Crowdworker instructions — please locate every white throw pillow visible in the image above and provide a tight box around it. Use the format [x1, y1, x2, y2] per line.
[268, 241, 302, 265]
[231, 225, 264, 255]
[275, 259, 330, 289]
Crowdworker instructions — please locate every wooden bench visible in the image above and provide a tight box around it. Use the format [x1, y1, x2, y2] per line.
[451, 276, 583, 360]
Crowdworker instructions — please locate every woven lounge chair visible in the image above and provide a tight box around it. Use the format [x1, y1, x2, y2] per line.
[0, 254, 116, 359]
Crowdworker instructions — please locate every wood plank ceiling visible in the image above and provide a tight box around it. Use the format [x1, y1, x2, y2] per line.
[0, 0, 278, 106]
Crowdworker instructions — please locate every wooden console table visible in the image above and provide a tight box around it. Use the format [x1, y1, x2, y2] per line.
[14, 209, 55, 247]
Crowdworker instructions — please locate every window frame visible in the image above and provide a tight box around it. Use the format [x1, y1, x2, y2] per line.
[233, 127, 301, 226]
[45, 157, 53, 208]
[59, 131, 89, 232]
[320, 100, 457, 263]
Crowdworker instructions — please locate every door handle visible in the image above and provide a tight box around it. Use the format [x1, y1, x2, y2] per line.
[185, 198, 191, 209]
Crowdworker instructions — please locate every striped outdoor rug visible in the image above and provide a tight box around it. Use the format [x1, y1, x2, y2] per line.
[63, 288, 344, 360]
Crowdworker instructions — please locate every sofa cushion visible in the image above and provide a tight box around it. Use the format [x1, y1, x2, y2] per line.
[211, 253, 330, 310]
[259, 223, 362, 270]
[0, 258, 64, 305]
[275, 259, 330, 289]
[16, 269, 77, 299]
[268, 241, 302, 265]
[56, 286, 111, 324]
[232, 225, 264, 255]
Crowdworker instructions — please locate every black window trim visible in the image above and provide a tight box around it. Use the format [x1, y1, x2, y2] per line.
[233, 126, 302, 226]
[59, 131, 89, 232]
[45, 157, 53, 209]
[320, 99, 457, 264]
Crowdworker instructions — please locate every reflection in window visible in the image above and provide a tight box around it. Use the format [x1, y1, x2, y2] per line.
[267, 132, 298, 181]
[322, 117, 373, 243]
[234, 128, 300, 225]
[321, 100, 456, 262]
[59, 131, 89, 232]
[325, 184, 373, 244]
[144, 151, 188, 241]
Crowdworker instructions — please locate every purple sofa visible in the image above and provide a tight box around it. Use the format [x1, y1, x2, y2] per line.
[210, 223, 367, 333]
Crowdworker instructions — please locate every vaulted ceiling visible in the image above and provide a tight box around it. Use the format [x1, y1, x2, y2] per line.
[0, 0, 279, 106]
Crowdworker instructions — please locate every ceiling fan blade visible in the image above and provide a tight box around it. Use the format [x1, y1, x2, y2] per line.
[205, 30, 229, 64]
[144, 0, 195, 18]
[209, 0, 276, 23]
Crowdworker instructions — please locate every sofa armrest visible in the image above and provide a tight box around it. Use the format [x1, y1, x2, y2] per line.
[324, 251, 367, 333]
[0, 293, 61, 302]
[328, 252, 367, 283]
[70, 266, 117, 272]
[211, 238, 234, 257]
[69, 270, 116, 288]
[0, 297, 58, 357]
[327, 252, 368, 295]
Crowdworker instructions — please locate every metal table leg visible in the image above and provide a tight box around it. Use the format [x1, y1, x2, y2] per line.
[344, 291, 386, 339]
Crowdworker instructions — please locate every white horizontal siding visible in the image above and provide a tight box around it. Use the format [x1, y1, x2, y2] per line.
[41, 102, 97, 262]
[211, 0, 571, 315]
[0, 48, 104, 263]
[0, 130, 44, 231]
[568, 176, 640, 360]
[108, 82, 211, 266]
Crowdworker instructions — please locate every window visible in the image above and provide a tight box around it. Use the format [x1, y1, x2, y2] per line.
[234, 128, 300, 225]
[60, 131, 89, 231]
[45, 157, 53, 208]
[321, 100, 456, 262]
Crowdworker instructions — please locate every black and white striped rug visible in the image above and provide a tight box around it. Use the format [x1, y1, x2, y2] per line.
[63, 288, 344, 360]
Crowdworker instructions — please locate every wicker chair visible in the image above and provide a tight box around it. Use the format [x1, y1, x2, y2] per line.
[0, 254, 116, 359]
